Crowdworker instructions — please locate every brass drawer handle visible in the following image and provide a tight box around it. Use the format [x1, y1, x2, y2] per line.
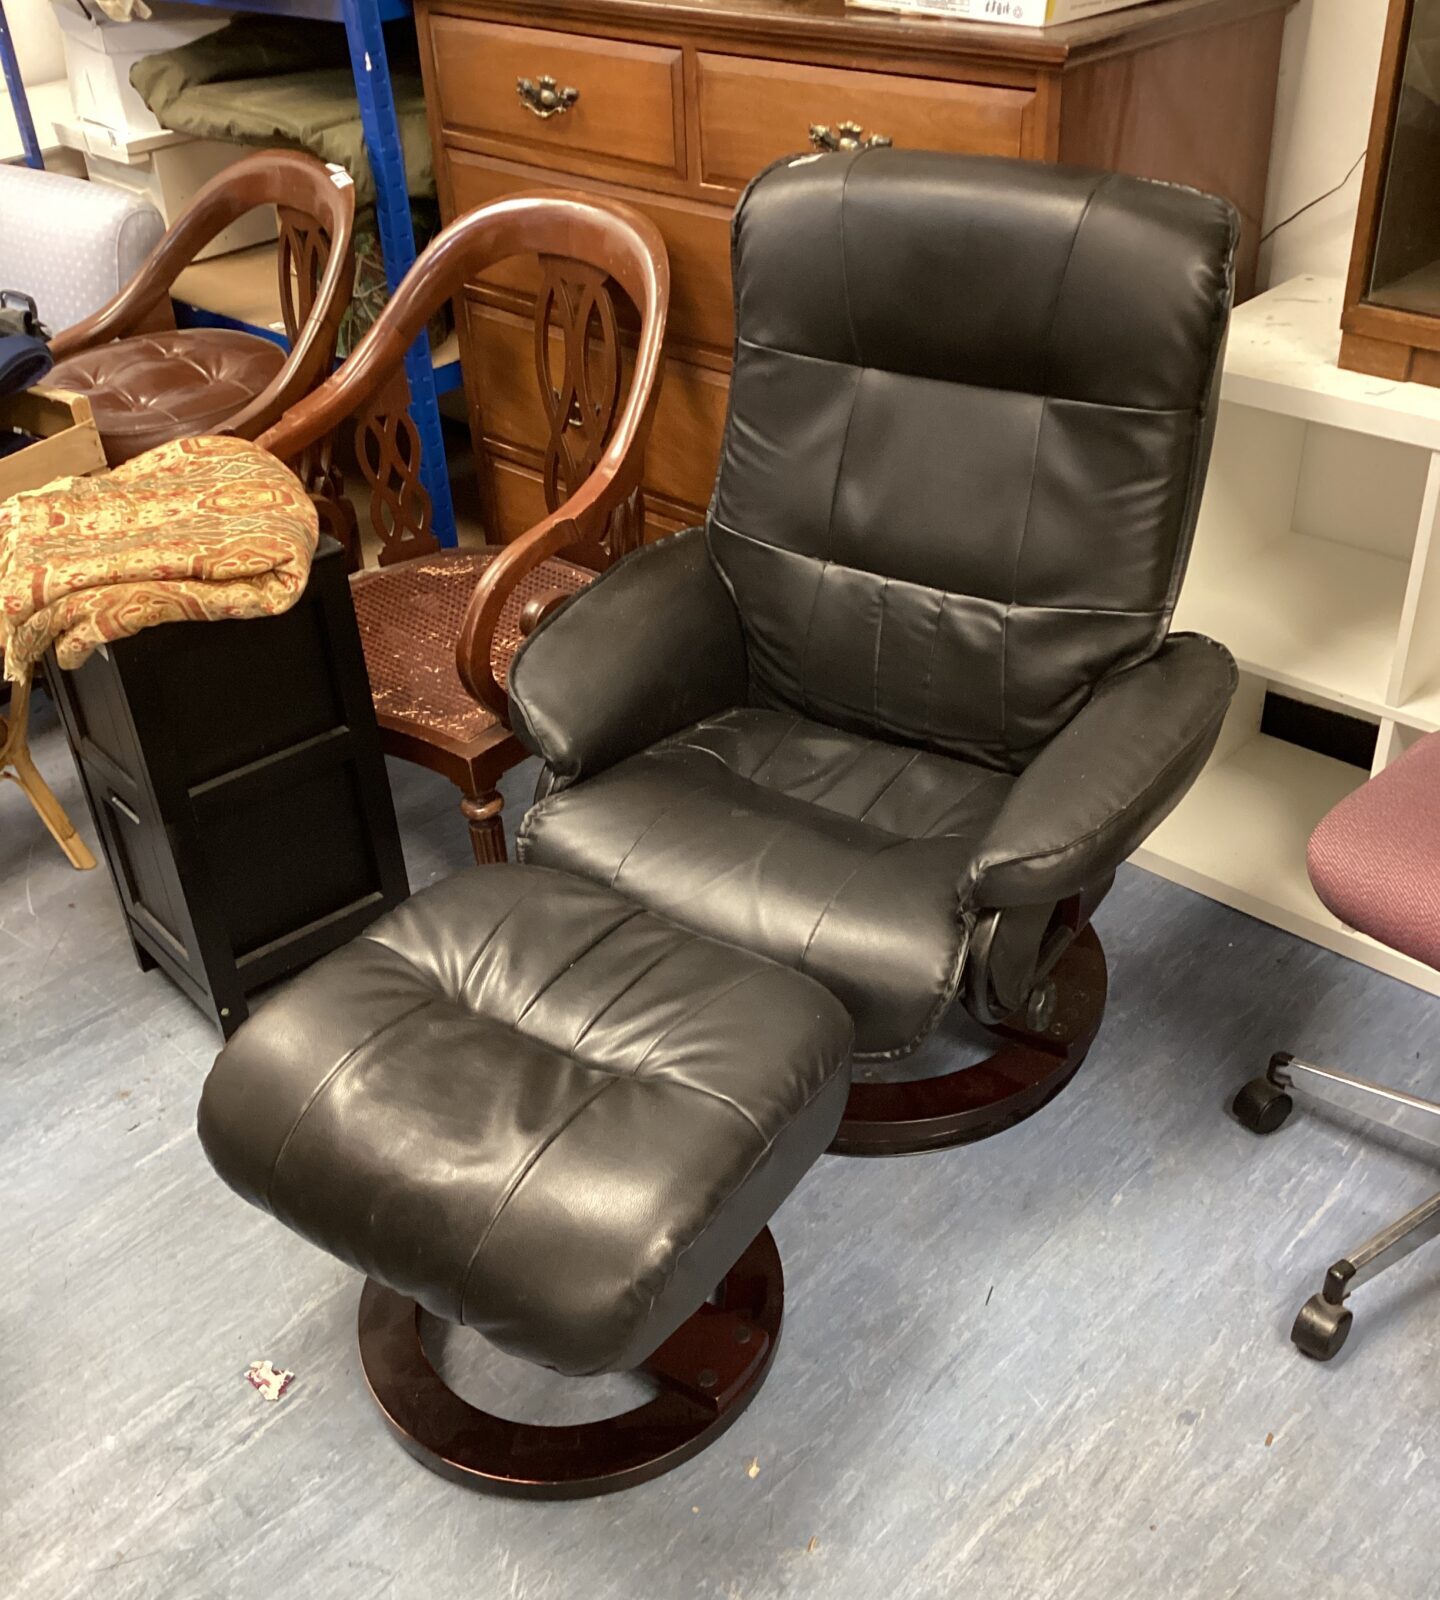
[809, 121, 892, 153]
[517, 74, 580, 120]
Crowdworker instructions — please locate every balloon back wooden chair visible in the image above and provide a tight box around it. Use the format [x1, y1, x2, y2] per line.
[48, 150, 356, 466]
[259, 192, 669, 862]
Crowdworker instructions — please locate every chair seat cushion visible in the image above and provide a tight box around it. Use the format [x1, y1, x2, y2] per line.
[351, 549, 593, 749]
[1307, 730, 1440, 970]
[198, 863, 852, 1376]
[519, 707, 1015, 1057]
[49, 329, 285, 465]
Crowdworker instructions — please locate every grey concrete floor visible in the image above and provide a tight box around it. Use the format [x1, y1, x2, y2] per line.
[2, 693, 1437, 1600]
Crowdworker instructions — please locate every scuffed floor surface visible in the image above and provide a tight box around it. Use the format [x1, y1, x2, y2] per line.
[2, 694, 1437, 1600]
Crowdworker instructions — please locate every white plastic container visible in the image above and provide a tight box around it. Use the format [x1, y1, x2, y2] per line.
[50, 0, 226, 143]
[77, 135, 278, 261]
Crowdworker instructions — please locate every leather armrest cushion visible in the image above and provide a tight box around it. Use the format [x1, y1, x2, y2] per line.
[507, 526, 749, 788]
[960, 633, 1238, 910]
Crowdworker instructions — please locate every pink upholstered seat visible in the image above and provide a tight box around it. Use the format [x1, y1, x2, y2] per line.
[1307, 731, 1440, 970]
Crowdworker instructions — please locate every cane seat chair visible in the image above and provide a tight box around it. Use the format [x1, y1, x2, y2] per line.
[259, 192, 668, 862]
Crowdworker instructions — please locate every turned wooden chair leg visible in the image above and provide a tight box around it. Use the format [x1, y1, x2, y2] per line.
[460, 789, 507, 865]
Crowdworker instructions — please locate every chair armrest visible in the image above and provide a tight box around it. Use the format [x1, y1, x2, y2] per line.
[959, 634, 1237, 911]
[507, 526, 749, 788]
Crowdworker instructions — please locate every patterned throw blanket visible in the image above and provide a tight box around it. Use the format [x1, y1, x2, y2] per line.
[0, 436, 318, 682]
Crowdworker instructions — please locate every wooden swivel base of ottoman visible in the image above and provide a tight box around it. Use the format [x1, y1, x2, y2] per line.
[358, 1229, 784, 1499]
[832, 928, 1109, 1157]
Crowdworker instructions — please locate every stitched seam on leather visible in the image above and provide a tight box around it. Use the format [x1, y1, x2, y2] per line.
[667, 1076, 768, 1142]
[568, 935, 696, 1058]
[836, 153, 865, 367]
[627, 968, 769, 1078]
[707, 519, 1166, 617]
[1001, 394, 1049, 758]
[851, 917, 972, 1064]
[512, 908, 645, 1032]
[731, 337, 1194, 418]
[458, 1075, 620, 1326]
[919, 768, 1006, 839]
[605, 773, 725, 889]
[263, 996, 436, 1212]
[795, 559, 831, 721]
[918, 589, 943, 747]
[858, 749, 923, 823]
[872, 577, 889, 728]
[796, 836, 907, 972]
[453, 887, 541, 1003]
[747, 714, 803, 782]
[622, 1064, 843, 1369]
[812, 736, 886, 812]
[969, 696, 1229, 899]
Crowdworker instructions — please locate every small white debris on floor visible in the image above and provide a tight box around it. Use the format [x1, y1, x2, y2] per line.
[245, 1361, 295, 1402]
[745, 1458, 760, 1479]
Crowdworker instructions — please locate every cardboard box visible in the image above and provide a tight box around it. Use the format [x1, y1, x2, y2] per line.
[50, 1, 225, 142]
[846, 0, 1151, 24]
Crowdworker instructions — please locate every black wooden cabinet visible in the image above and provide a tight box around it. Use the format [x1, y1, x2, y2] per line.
[47, 538, 409, 1035]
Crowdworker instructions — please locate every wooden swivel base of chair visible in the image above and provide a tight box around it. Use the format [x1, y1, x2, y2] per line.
[832, 927, 1108, 1157]
[358, 1228, 783, 1499]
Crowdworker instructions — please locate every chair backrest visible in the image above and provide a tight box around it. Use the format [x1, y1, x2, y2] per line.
[260, 189, 669, 571]
[49, 149, 356, 436]
[710, 149, 1237, 774]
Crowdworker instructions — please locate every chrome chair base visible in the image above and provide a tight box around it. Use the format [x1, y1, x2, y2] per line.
[1234, 1052, 1440, 1361]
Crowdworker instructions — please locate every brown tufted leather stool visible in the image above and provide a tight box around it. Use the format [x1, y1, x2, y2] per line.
[50, 330, 287, 466]
[47, 150, 354, 464]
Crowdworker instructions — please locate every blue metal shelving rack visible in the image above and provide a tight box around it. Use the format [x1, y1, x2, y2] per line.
[0, 0, 45, 169]
[0, 0, 459, 544]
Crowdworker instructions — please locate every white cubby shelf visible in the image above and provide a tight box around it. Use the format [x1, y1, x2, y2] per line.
[1132, 276, 1440, 997]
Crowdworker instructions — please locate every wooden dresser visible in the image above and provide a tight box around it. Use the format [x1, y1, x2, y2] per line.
[413, 0, 1295, 544]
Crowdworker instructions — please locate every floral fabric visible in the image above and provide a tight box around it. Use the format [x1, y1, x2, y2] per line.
[0, 435, 318, 682]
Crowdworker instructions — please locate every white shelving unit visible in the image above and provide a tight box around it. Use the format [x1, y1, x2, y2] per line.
[1134, 274, 1440, 997]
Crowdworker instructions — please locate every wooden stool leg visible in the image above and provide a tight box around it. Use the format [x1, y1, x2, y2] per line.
[459, 788, 507, 865]
[3, 755, 97, 871]
[0, 678, 96, 872]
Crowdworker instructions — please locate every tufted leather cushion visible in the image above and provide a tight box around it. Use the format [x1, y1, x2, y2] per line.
[198, 864, 853, 1376]
[49, 329, 285, 466]
[521, 707, 1014, 1056]
[1307, 731, 1440, 971]
[713, 149, 1236, 773]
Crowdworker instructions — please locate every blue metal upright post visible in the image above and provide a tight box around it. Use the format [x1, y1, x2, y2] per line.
[0, 0, 44, 169]
[340, 0, 456, 545]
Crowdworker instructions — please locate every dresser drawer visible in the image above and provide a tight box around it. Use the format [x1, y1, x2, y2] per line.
[448, 152, 735, 357]
[489, 453, 692, 546]
[427, 15, 684, 179]
[464, 299, 727, 512]
[696, 53, 1035, 188]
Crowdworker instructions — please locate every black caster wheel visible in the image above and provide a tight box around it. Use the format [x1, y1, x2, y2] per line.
[1232, 1077, 1293, 1135]
[1291, 1294, 1352, 1361]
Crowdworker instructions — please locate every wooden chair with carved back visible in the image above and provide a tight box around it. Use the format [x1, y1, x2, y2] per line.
[259, 191, 669, 862]
[48, 150, 355, 467]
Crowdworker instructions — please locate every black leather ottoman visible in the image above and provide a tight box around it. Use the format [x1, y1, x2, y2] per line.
[199, 863, 853, 1497]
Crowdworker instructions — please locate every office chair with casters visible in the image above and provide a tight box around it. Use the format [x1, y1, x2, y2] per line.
[508, 149, 1240, 1156]
[1234, 729, 1440, 1361]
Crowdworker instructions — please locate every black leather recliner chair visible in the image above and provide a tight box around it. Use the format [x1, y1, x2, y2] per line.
[509, 149, 1240, 1155]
